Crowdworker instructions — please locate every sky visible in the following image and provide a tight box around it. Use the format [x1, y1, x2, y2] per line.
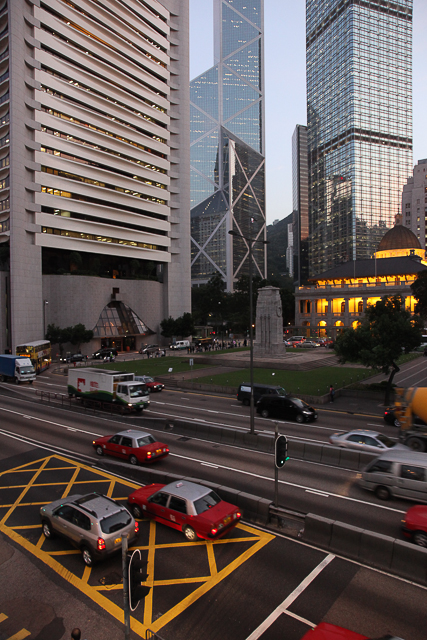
[189, 0, 427, 226]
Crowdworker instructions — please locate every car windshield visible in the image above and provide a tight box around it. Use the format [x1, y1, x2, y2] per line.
[276, 387, 287, 396]
[194, 491, 222, 514]
[20, 367, 34, 374]
[145, 377, 154, 382]
[292, 398, 308, 409]
[100, 510, 132, 534]
[137, 435, 156, 446]
[375, 434, 395, 447]
[128, 384, 148, 398]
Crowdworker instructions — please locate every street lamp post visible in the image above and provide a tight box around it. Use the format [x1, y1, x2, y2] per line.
[43, 300, 48, 339]
[229, 228, 268, 435]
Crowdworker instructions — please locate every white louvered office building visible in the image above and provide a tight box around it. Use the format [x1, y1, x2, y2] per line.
[0, 0, 190, 354]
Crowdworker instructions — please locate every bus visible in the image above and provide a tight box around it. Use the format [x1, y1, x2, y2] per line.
[16, 340, 51, 373]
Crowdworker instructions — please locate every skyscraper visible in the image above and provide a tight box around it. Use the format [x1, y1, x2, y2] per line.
[190, 0, 266, 291]
[306, 0, 413, 276]
[0, 0, 190, 354]
[292, 124, 309, 285]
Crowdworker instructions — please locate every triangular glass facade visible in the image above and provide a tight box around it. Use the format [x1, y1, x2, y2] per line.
[190, 0, 265, 290]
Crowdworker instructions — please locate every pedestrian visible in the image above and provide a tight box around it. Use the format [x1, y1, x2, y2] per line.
[329, 384, 335, 403]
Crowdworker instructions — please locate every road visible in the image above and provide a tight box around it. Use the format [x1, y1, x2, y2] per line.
[0, 378, 409, 541]
[0, 400, 426, 640]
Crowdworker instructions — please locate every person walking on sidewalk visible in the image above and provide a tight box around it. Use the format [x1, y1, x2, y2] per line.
[329, 384, 335, 403]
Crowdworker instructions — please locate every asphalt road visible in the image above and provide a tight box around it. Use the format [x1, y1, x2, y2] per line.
[0, 436, 426, 640]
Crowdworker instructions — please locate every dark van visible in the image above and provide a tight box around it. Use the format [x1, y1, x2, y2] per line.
[237, 383, 287, 406]
[256, 395, 317, 423]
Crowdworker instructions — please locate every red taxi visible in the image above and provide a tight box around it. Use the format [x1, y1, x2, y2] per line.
[135, 375, 164, 392]
[300, 622, 403, 640]
[128, 480, 242, 541]
[402, 504, 427, 546]
[93, 429, 169, 465]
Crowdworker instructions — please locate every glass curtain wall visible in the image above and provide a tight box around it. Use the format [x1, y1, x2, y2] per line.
[190, 0, 266, 291]
[306, 0, 413, 276]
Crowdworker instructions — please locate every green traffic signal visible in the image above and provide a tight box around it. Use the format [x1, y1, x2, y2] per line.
[275, 435, 288, 469]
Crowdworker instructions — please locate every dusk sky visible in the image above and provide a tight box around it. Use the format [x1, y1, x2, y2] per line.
[189, 0, 427, 226]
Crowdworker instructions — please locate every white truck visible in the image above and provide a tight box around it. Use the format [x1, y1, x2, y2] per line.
[0, 355, 36, 384]
[67, 368, 150, 413]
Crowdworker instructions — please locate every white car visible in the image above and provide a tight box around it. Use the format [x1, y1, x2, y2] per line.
[329, 429, 408, 454]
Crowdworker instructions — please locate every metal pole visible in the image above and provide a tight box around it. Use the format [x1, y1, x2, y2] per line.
[122, 534, 130, 640]
[274, 422, 279, 507]
[249, 239, 255, 435]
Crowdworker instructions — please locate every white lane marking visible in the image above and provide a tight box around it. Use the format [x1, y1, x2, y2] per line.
[201, 462, 219, 469]
[67, 427, 78, 432]
[0, 403, 405, 515]
[23, 416, 32, 419]
[170, 452, 405, 514]
[0, 406, 102, 437]
[245, 554, 334, 640]
[305, 489, 329, 497]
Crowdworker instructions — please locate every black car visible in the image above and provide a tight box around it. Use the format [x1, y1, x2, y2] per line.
[92, 347, 118, 359]
[384, 406, 426, 428]
[256, 395, 317, 423]
[60, 353, 86, 363]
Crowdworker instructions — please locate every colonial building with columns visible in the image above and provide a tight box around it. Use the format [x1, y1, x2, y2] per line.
[295, 220, 427, 339]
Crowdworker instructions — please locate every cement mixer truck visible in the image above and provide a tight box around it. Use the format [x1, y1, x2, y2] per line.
[394, 387, 427, 452]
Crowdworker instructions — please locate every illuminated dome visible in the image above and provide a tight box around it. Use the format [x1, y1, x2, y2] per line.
[375, 215, 424, 260]
[377, 225, 421, 252]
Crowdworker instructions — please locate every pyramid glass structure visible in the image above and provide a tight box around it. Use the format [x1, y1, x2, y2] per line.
[190, 0, 266, 290]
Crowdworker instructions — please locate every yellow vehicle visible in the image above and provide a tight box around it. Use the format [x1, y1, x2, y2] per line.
[16, 340, 51, 374]
[394, 386, 427, 452]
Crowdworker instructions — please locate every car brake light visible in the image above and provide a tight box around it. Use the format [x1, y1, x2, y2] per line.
[236, 512, 241, 519]
[146, 451, 152, 458]
[97, 537, 106, 551]
[135, 521, 139, 534]
[210, 528, 218, 536]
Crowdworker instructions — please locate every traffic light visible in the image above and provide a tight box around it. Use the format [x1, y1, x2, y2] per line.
[128, 550, 150, 611]
[275, 435, 289, 469]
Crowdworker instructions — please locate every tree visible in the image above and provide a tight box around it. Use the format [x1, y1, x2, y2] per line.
[68, 323, 94, 349]
[411, 270, 427, 318]
[175, 312, 195, 338]
[334, 295, 423, 404]
[160, 316, 177, 339]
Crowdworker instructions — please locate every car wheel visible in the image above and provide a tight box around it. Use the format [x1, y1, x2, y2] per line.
[131, 504, 143, 519]
[129, 455, 138, 466]
[406, 437, 426, 452]
[375, 485, 391, 500]
[261, 409, 269, 418]
[243, 399, 250, 406]
[393, 418, 401, 427]
[184, 526, 198, 541]
[296, 414, 304, 424]
[81, 546, 94, 566]
[95, 446, 103, 456]
[413, 531, 427, 547]
[42, 520, 54, 539]
[135, 407, 143, 413]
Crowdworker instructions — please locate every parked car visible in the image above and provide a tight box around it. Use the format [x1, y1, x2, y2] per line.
[256, 395, 317, 423]
[401, 504, 427, 547]
[60, 353, 86, 363]
[139, 344, 159, 355]
[329, 429, 407, 454]
[300, 340, 321, 348]
[299, 622, 404, 640]
[134, 375, 164, 392]
[93, 429, 169, 465]
[287, 336, 305, 345]
[92, 347, 118, 359]
[40, 492, 138, 566]
[128, 480, 242, 541]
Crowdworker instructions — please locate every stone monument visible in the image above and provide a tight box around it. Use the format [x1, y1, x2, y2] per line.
[253, 286, 286, 357]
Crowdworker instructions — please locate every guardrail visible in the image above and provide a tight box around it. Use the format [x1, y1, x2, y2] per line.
[301, 513, 427, 586]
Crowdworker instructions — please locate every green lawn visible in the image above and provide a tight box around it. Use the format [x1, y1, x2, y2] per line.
[193, 366, 374, 396]
[94, 356, 209, 377]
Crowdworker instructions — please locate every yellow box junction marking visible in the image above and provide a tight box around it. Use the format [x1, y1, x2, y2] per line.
[0, 454, 274, 637]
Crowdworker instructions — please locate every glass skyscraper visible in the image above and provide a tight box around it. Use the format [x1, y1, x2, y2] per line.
[306, 0, 413, 276]
[190, 0, 266, 290]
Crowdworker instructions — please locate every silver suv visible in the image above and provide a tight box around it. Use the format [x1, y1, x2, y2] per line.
[40, 492, 138, 566]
